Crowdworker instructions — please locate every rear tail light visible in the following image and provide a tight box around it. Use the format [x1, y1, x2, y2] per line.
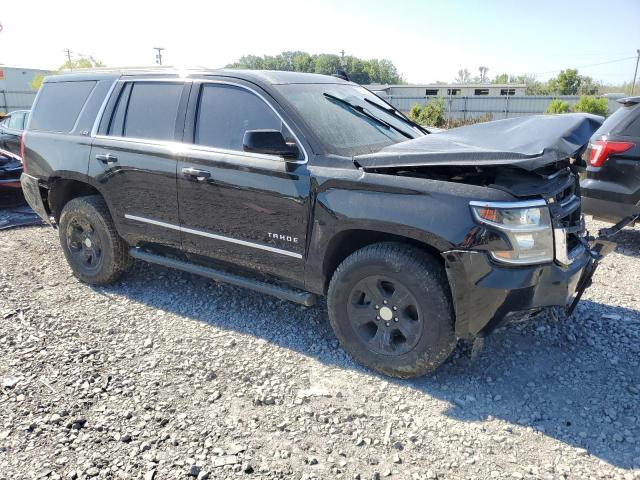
[20, 131, 26, 171]
[588, 139, 634, 167]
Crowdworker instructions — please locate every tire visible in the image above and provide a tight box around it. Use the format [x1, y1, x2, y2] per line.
[58, 195, 132, 285]
[327, 242, 456, 378]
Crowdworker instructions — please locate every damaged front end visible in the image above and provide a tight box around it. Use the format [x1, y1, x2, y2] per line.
[355, 113, 616, 338]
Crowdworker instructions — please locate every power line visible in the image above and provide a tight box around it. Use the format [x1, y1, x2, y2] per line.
[532, 56, 636, 76]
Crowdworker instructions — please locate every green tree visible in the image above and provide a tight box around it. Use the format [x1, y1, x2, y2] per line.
[31, 75, 44, 91]
[408, 103, 423, 123]
[31, 56, 105, 91]
[226, 51, 403, 84]
[313, 54, 342, 75]
[417, 98, 446, 127]
[549, 69, 581, 95]
[573, 96, 608, 116]
[545, 99, 571, 114]
[493, 73, 509, 84]
[59, 56, 105, 71]
[578, 75, 600, 95]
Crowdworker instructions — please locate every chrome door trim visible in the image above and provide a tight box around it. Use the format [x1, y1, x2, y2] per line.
[124, 214, 303, 259]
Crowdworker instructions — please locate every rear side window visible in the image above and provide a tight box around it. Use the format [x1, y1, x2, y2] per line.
[121, 82, 183, 141]
[29, 81, 96, 132]
[621, 111, 640, 137]
[595, 104, 639, 136]
[195, 84, 282, 151]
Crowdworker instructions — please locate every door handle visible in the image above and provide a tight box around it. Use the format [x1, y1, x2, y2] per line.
[182, 167, 211, 181]
[96, 153, 118, 164]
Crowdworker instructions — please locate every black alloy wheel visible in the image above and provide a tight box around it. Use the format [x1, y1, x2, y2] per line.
[347, 275, 423, 356]
[65, 218, 104, 274]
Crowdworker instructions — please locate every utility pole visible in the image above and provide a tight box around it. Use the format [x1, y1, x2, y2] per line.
[340, 49, 345, 68]
[632, 49, 640, 95]
[64, 49, 73, 69]
[154, 47, 164, 66]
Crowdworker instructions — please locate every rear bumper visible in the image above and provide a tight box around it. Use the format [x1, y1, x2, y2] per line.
[20, 173, 51, 224]
[443, 245, 597, 338]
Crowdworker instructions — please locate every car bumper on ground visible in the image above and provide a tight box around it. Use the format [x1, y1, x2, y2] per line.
[442, 245, 600, 338]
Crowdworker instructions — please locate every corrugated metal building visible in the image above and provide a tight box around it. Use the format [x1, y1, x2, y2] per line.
[369, 83, 527, 97]
[0, 66, 52, 113]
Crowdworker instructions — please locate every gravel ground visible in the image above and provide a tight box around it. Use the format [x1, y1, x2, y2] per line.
[1, 214, 639, 480]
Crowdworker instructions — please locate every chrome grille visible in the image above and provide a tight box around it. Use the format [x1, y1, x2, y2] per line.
[545, 169, 585, 265]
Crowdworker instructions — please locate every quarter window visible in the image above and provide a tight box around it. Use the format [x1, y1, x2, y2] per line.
[195, 84, 282, 151]
[29, 81, 96, 132]
[120, 82, 183, 141]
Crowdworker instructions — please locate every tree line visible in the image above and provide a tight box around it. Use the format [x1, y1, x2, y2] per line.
[226, 51, 404, 85]
[452, 66, 622, 96]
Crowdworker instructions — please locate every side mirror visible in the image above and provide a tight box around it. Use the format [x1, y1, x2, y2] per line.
[243, 129, 299, 159]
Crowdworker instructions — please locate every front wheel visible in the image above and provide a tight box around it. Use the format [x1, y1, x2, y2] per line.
[58, 195, 132, 285]
[327, 242, 456, 378]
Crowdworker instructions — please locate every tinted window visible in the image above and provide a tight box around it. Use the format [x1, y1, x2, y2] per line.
[107, 83, 133, 137]
[8, 112, 25, 130]
[30, 81, 96, 132]
[123, 82, 183, 141]
[625, 115, 640, 137]
[595, 104, 639, 136]
[195, 84, 281, 151]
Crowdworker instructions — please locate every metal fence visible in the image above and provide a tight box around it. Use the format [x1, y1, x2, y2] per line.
[384, 95, 622, 120]
[0, 90, 38, 112]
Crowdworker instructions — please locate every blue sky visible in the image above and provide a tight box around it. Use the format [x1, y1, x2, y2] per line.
[1, 0, 638, 84]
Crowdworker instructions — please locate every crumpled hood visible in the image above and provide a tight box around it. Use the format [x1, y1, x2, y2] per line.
[354, 113, 603, 172]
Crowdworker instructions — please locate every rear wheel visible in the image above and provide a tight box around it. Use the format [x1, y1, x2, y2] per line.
[328, 242, 456, 378]
[58, 195, 132, 285]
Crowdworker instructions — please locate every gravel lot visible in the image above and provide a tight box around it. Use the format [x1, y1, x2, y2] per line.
[1, 211, 639, 480]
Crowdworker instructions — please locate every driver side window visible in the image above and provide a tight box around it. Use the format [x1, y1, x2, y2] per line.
[195, 84, 283, 152]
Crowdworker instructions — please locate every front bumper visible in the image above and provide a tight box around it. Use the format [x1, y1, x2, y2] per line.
[442, 242, 605, 338]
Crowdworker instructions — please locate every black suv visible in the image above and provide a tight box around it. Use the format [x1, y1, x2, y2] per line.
[20, 69, 610, 377]
[581, 96, 640, 224]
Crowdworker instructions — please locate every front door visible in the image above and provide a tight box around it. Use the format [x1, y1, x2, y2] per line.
[177, 81, 310, 283]
[89, 80, 189, 249]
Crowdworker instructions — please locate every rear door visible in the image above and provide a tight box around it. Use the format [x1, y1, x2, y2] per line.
[176, 80, 311, 283]
[89, 79, 190, 249]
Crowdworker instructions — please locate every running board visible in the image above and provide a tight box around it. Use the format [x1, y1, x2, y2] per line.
[129, 248, 317, 307]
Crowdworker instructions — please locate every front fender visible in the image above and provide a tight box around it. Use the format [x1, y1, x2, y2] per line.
[304, 170, 515, 293]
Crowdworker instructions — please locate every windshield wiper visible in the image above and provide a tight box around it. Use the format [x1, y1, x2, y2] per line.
[364, 97, 430, 135]
[323, 93, 413, 139]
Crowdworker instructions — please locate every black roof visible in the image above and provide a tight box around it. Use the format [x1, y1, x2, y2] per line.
[44, 67, 350, 86]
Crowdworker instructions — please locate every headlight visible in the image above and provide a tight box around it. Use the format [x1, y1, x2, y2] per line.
[470, 200, 553, 265]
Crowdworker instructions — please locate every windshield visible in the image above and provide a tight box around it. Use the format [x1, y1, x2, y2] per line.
[275, 84, 425, 156]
